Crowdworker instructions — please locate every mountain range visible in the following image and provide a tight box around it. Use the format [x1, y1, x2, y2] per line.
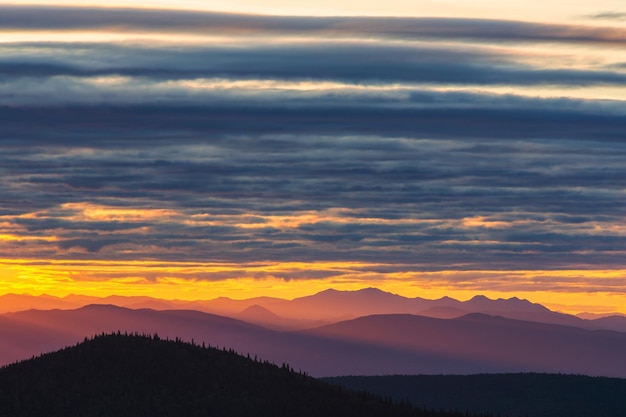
[2, 302, 626, 377]
[2, 288, 626, 332]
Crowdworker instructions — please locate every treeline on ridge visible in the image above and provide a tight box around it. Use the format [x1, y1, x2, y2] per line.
[0, 332, 492, 417]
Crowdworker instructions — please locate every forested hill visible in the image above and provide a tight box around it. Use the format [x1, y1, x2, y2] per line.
[0, 333, 489, 417]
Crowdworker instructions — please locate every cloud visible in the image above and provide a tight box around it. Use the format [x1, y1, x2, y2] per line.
[3, 43, 626, 89]
[2, 116, 626, 269]
[1, 4, 625, 293]
[588, 12, 626, 20]
[3, 6, 626, 45]
[57, 237, 130, 253]
[2, 97, 624, 146]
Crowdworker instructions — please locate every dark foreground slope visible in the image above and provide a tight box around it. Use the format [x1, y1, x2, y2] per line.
[0, 334, 488, 417]
[325, 374, 626, 417]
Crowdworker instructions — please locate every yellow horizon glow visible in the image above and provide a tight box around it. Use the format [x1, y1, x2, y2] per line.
[1, 258, 625, 314]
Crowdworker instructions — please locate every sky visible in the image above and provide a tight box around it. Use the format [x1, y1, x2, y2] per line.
[1, 1, 626, 313]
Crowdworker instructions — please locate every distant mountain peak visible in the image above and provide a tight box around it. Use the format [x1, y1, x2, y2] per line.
[79, 303, 128, 311]
[315, 287, 394, 295]
[359, 287, 390, 293]
[239, 304, 280, 319]
[316, 288, 341, 294]
[212, 296, 235, 301]
[470, 295, 490, 301]
[459, 295, 551, 316]
[314, 287, 400, 299]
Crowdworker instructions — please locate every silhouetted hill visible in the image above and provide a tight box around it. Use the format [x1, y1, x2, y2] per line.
[324, 373, 626, 417]
[0, 334, 489, 417]
[303, 313, 626, 377]
[590, 315, 626, 332]
[0, 304, 273, 366]
[235, 304, 324, 330]
[0, 293, 77, 313]
[238, 304, 282, 321]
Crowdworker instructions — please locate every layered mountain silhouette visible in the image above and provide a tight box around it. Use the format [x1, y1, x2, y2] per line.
[3, 304, 626, 377]
[303, 313, 626, 377]
[2, 288, 625, 332]
[0, 333, 487, 417]
[234, 304, 325, 330]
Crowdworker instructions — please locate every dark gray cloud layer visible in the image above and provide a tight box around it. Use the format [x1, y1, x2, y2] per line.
[3, 5, 626, 44]
[1, 5, 626, 278]
[3, 101, 625, 143]
[3, 43, 626, 86]
[2, 100, 626, 269]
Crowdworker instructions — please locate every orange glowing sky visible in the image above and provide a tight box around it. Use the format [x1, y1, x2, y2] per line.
[1, 1, 626, 314]
[2, 258, 625, 314]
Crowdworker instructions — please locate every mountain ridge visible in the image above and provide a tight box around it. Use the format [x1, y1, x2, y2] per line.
[0, 333, 481, 417]
[1, 288, 624, 332]
[3, 305, 626, 377]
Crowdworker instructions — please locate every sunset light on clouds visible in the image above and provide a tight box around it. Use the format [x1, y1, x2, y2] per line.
[2, 1, 626, 314]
